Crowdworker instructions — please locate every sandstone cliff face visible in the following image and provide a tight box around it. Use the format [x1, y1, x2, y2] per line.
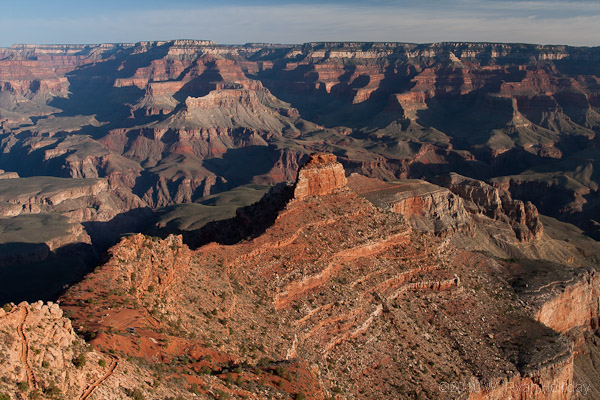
[347, 173, 473, 236]
[535, 271, 600, 337]
[293, 153, 347, 199]
[512, 266, 600, 339]
[0, 176, 141, 230]
[0, 178, 107, 213]
[438, 172, 543, 242]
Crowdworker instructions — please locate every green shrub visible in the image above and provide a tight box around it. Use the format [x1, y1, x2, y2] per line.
[98, 358, 107, 367]
[295, 393, 307, 400]
[188, 384, 202, 395]
[199, 365, 212, 375]
[42, 361, 50, 368]
[256, 357, 272, 368]
[216, 390, 229, 400]
[83, 330, 97, 340]
[132, 390, 145, 400]
[2, 303, 11, 312]
[73, 353, 86, 368]
[124, 388, 145, 400]
[0, 392, 10, 400]
[17, 381, 28, 392]
[43, 384, 62, 397]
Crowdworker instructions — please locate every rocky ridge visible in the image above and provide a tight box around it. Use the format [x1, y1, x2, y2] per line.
[437, 172, 544, 242]
[1, 38, 600, 396]
[0, 301, 217, 399]
[20, 154, 589, 399]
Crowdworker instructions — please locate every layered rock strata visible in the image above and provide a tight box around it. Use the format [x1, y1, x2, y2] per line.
[438, 173, 543, 242]
[294, 153, 348, 199]
[52, 154, 587, 399]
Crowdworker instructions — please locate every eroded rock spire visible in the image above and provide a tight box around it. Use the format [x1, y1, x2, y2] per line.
[293, 153, 347, 200]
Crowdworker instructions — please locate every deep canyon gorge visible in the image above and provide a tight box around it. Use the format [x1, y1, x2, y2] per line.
[0, 40, 600, 399]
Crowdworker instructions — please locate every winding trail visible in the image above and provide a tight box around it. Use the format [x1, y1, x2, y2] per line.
[79, 354, 118, 400]
[17, 306, 37, 392]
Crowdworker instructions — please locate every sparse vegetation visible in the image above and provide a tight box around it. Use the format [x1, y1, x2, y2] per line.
[188, 384, 201, 395]
[199, 365, 212, 375]
[73, 353, 86, 368]
[124, 388, 145, 400]
[17, 381, 28, 392]
[43, 383, 62, 398]
[216, 390, 229, 400]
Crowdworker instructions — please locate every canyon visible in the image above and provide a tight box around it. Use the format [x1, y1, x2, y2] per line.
[0, 39, 600, 398]
[0, 154, 598, 399]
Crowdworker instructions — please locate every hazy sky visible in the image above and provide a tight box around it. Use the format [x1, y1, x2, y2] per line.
[1, 0, 599, 47]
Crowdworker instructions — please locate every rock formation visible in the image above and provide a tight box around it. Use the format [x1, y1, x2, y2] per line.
[0, 301, 222, 399]
[1, 40, 599, 239]
[293, 153, 347, 199]
[1, 38, 600, 397]
[348, 173, 473, 236]
[437, 172, 543, 242]
[47, 154, 600, 399]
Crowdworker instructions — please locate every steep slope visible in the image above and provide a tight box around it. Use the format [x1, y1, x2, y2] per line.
[53, 154, 599, 399]
[0, 301, 223, 399]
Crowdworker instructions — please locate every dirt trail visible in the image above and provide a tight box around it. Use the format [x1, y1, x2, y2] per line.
[79, 354, 118, 400]
[17, 306, 37, 392]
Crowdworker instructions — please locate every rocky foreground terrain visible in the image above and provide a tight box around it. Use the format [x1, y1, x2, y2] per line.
[0, 154, 599, 399]
[1, 40, 600, 302]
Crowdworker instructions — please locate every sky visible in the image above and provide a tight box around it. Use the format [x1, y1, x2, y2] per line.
[1, 0, 599, 47]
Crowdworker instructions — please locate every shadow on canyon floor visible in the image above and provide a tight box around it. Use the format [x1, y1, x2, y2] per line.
[0, 207, 156, 304]
[0, 242, 95, 305]
[166, 182, 294, 250]
[0, 180, 288, 304]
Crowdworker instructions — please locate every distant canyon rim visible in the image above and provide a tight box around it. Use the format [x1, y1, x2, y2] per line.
[0, 38, 599, 299]
[0, 39, 599, 399]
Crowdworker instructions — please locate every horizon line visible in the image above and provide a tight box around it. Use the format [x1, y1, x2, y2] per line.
[4, 39, 600, 49]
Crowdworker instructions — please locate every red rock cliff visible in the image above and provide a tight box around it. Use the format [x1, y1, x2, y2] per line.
[293, 153, 348, 199]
